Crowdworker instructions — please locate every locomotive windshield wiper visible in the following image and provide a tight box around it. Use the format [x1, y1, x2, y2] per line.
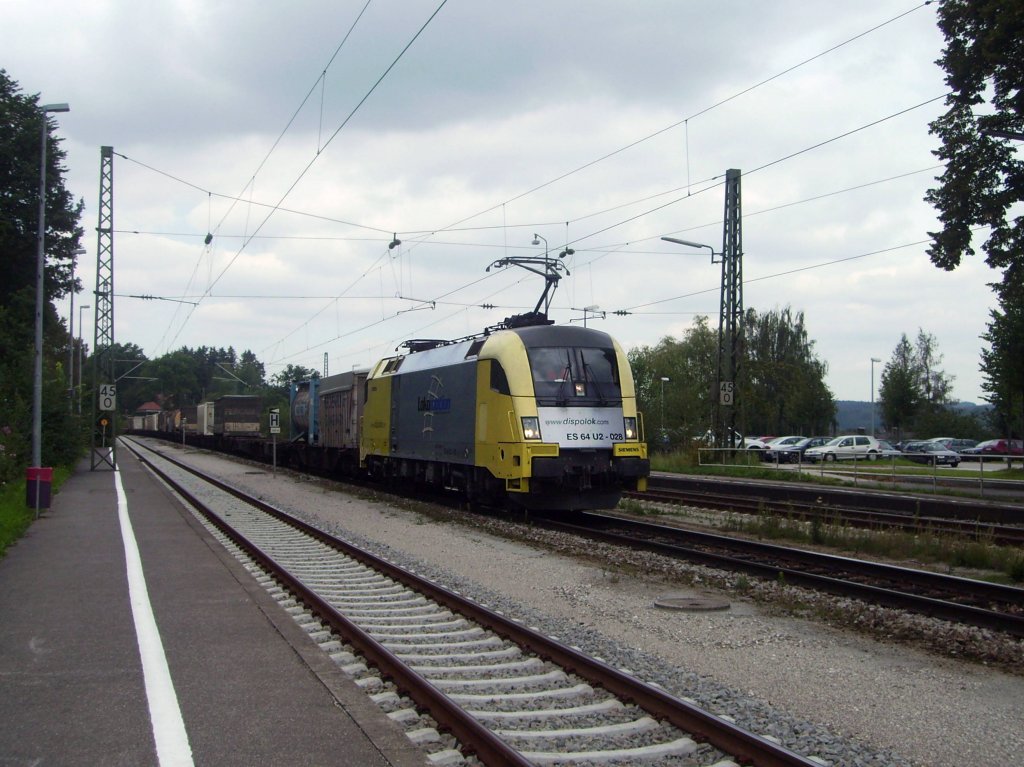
[582, 363, 608, 405]
[555, 352, 573, 405]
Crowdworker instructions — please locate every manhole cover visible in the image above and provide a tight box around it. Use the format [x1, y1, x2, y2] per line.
[654, 594, 730, 612]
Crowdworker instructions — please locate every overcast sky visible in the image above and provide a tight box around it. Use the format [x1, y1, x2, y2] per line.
[5, 1, 999, 403]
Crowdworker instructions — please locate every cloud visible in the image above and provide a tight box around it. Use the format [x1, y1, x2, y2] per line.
[4, 0, 997, 404]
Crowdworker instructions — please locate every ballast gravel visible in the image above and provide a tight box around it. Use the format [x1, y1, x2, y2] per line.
[165, 444, 1024, 767]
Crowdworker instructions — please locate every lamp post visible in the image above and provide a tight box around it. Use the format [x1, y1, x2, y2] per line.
[77, 304, 90, 415]
[531, 233, 548, 264]
[870, 357, 881, 437]
[67, 247, 87, 412]
[661, 235, 740, 449]
[660, 236, 717, 263]
[32, 101, 70, 469]
[660, 376, 670, 442]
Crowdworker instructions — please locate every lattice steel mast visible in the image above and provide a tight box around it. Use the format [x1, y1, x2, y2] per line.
[716, 169, 743, 448]
[90, 146, 116, 470]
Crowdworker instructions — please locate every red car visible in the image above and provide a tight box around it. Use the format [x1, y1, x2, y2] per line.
[962, 439, 1024, 457]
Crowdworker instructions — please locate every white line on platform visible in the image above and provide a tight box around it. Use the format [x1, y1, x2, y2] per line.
[115, 468, 195, 766]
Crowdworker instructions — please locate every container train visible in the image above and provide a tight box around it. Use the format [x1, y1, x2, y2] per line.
[139, 323, 650, 511]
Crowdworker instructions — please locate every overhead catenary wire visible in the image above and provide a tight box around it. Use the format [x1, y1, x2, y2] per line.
[111, 1, 941, 375]
[113, 164, 944, 248]
[150, 0, 448, 357]
[261, 0, 942, 364]
[111, 1, 934, 253]
[199, 0, 449, 298]
[395, 1, 937, 239]
[130, 144, 950, 372]
[236, 88, 954, 371]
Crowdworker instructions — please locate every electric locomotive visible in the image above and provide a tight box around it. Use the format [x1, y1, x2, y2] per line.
[360, 323, 649, 510]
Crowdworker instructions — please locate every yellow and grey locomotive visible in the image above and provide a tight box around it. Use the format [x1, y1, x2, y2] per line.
[360, 324, 649, 510]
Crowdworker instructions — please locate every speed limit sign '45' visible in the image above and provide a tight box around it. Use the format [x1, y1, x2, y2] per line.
[99, 384, 116, 411]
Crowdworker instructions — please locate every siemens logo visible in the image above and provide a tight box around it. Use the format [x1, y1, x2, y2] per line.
[417, 397, 451, 412]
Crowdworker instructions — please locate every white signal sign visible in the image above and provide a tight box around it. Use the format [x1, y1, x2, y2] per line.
[99, 384, 117, 411]
[719, 381, 734, 406]
[269, 408, 281, 434]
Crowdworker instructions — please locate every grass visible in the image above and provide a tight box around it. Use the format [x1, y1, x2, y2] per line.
[0, 466, 72, 559]
[637, 450, 1024, 582]
[713, 504, 1024, 584]
[651, 448, 1024, 495]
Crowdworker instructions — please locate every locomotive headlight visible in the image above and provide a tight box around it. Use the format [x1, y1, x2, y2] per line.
[521, 416, 541, 440]
[623, 417, 637, 440]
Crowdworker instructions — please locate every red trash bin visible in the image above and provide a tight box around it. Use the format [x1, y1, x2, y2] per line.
[26, 467, 53, 510]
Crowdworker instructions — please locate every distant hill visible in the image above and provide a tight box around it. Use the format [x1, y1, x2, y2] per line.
[834, 401, 875, 433]
[833, 400, 991, 434]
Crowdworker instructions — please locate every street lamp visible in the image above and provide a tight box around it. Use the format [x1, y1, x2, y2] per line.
[531, 233, 548, 261]
[660, 376, 670, 441]
[661, 234, 740, 449]
[660, 236, 719, 263]
[67, 247, 86, 411]
[32, 101, 70, 469]
[870, 357, 881, 437]
[77, 304, 90, 415]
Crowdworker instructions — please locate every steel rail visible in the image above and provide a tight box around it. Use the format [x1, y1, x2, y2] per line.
[629, 487, 1024, 546]
[121, 439, 532, 767]
[124, 437, 822, 767]
[533, 512, 1024, 638]
[646, 473, 1024, 524]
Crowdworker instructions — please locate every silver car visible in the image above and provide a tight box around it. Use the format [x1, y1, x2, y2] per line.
[804, 435, 882, 463]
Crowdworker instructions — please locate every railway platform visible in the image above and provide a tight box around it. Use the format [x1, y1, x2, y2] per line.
[0, 450, 427, 766]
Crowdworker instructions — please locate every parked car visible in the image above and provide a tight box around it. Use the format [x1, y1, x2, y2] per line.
[760, 435, 805, 460]
[694, 428, 762, 448]
[875, 439, 901, 458]
[927, 437, 978, 452]
[765, 436, 829, 463]
[804, 435, 883, 463]
[961, 439, 1024, 458]
[734, 435, 771, 449]
[903, 441, 961, 467]
[900, 440, 929, 453]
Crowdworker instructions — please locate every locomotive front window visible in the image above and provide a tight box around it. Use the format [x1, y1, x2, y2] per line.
[529, 348, 574, 383]
[528, 346, 622, 404]
[580, 347, 619, 385]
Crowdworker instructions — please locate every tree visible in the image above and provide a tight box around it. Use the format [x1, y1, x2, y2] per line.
[878, 330, 959, 439]
[980, 284, 1024, 438]
[740, 306, 835, 437]
[237, 350, 266, 390]
[913, 329, 954, 411]
[925, 3, 1023, 432]
[924, 1, 1023, 285]
[628, 317, 717, 449]
[80, 342, 149, 414]
[0, 70, 85, 476]
[628, 308, 835, 449]
[146, 350, 200, 409]
[879, 335, 920, 441]
[271, 364, 318, 394]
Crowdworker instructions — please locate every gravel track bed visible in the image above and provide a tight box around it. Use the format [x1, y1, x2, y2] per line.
[151, 442, 1024, 766]
[145, 447, 735, 765]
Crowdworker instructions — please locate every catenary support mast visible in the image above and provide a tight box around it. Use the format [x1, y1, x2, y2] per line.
[91, 146, 116, 470]
[715, 169, 743, 448]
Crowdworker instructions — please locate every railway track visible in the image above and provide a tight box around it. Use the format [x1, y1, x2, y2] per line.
[533, 512, 1024, 638]
[628, 481, 1024, 546]
[122, 437, 824, 767]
